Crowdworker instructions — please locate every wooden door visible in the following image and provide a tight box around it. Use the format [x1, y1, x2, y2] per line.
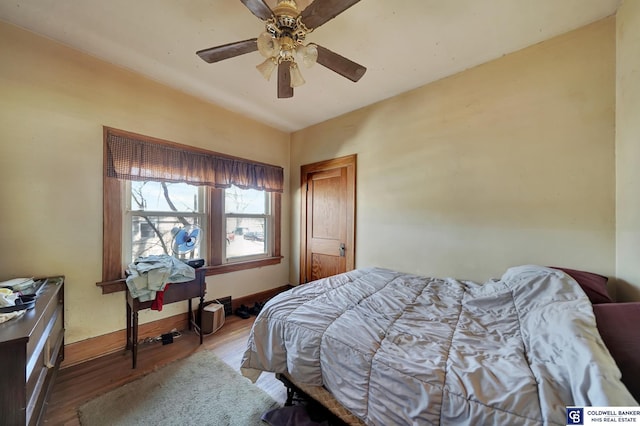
[300, 154, 356, 283]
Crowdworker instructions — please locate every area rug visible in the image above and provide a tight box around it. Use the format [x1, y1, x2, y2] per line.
[78, 350, 279, 426]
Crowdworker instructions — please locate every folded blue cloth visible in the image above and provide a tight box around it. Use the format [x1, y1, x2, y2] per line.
[125, 255, 195, 301]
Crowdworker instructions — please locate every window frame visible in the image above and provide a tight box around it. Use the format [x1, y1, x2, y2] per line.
[223, 186, 273, 263]
[98, 128, 282, 294]
[123, 181, 208, 264]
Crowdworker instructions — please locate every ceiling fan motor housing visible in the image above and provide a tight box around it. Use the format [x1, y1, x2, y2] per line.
[265, 1, 310, 54]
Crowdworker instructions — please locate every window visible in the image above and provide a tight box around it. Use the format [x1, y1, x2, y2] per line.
[224, 186, 272, 261]
[100, 127, 283, 289]
[125, 181, 206, 263]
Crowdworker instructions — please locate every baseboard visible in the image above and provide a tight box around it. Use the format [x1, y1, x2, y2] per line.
[61, 284, 292, 368]
[62, 313, 190, 368]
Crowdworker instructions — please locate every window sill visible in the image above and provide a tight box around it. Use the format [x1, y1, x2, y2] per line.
[96, 256, 283, 295]
[202, 256, 283, 275]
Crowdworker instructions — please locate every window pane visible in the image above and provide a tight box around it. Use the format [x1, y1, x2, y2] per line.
[131, 215, 202, 262]
[225, 186, 266, 214]
[131, 181, 199, 212]
[226, 217, 266, 259]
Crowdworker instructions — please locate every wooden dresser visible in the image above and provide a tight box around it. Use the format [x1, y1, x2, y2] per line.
[0, 276, 64, 425]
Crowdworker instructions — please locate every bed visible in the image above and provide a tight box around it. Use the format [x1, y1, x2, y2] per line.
[240, 265, 638, 425]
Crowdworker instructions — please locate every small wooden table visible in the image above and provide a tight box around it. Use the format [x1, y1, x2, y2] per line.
[125, 268, 205, 368]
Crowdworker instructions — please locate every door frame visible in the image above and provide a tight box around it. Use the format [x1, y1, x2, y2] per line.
[299, 154, 356, 284]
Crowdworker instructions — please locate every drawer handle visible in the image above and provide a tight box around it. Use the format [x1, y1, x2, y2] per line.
[44, 340, 54, 369]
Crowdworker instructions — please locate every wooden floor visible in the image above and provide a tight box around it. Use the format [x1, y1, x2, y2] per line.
[42, 315, 287, 425]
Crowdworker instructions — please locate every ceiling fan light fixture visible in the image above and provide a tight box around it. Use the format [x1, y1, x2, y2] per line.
[289, 62, 305, 88]
[256, 57, 278, 81]
[298, 44, 318, 68]
[278, 35, 297, 62]
[257, 32, 280, 58]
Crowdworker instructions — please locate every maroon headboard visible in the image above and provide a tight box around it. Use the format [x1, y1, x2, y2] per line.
[548, 267, 613, 304]
[593, 302, 640, 402]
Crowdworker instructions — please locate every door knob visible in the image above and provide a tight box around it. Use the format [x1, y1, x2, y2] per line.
[339, 243, 345, 257]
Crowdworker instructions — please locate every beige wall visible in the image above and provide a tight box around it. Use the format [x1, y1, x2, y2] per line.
[291, 18, 616, 285]
[616, 1, 640, 301]
[0, 22, 291, 343]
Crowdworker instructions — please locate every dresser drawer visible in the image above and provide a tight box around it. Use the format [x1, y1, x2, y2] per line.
[26, 288, 63, 378]
[25, 304, 64, 422]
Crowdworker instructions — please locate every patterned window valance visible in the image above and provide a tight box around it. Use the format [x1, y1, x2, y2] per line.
[104, 127, 284, 193]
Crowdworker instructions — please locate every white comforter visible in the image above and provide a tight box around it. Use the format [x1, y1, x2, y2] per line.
[241, 265, 637, 425]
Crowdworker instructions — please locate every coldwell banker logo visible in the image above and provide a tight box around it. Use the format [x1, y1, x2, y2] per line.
[567, 408, 584, 425]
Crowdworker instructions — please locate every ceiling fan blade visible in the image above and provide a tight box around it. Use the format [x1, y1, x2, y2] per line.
[196, 39, 258, 63]
[300, 0, 361, 29]
[315, 45, 366, 82]
[278, 62, 294, 99]
[240, 0, 273, 21]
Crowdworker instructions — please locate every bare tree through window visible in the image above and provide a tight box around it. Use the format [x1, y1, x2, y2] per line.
[129, 181, 202, 261]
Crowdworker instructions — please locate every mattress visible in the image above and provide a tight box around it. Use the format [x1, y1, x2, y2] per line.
[241, 265, 637, 425]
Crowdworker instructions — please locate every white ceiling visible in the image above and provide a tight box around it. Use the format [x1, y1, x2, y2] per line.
[0, 0, 620, 132]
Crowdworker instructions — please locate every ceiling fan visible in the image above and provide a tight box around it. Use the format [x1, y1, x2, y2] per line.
[196, 0, 367, 99]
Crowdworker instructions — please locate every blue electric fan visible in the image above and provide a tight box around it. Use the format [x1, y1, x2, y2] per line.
[171, 225, 204, 268]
